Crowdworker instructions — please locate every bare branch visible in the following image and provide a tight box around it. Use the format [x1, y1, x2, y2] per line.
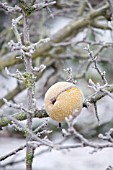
[84, 84, 113, 106]
[64, 67, 76, 84]
[84, 45, 108, 85]
[0, 144, 26, 162]
[1, 112, 53, 147]
[32, 1, 56, 12]
[94, 102, 100, 126]
[0, 2, 21, 13]
[3, 98, 33, 114]
[0, 3, 109, 71]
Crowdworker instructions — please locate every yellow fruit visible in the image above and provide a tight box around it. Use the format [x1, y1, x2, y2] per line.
[44, 82, 84, 122]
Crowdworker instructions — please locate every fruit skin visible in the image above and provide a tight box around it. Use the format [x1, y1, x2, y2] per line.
[44, 82, 84, 122]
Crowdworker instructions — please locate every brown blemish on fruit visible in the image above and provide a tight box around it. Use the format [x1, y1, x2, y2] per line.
[50, 85, 75, 105]
[51, 97, 56, 105]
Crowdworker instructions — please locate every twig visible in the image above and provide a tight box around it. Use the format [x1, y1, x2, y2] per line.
[64, 67, 76, 84]
[0, 144, 26, 162]
[12, 15, 23, 43]
[94, 102, 100, 126]
[0, 1, 56, 14]
[0, 147, 50, 168]
[100, 88, 113, 100]
[0, 2, 21, 13]
[3, 98, 33, 114]
[1, 112, 53, 147]
[84, 45, 108, 85]
[61, 116, 113, 152]
[0, 120, 50, 162]
[33, 1, 56, 12]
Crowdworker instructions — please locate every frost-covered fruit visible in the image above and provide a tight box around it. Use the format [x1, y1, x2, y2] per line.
[44, 82, 84, 122]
